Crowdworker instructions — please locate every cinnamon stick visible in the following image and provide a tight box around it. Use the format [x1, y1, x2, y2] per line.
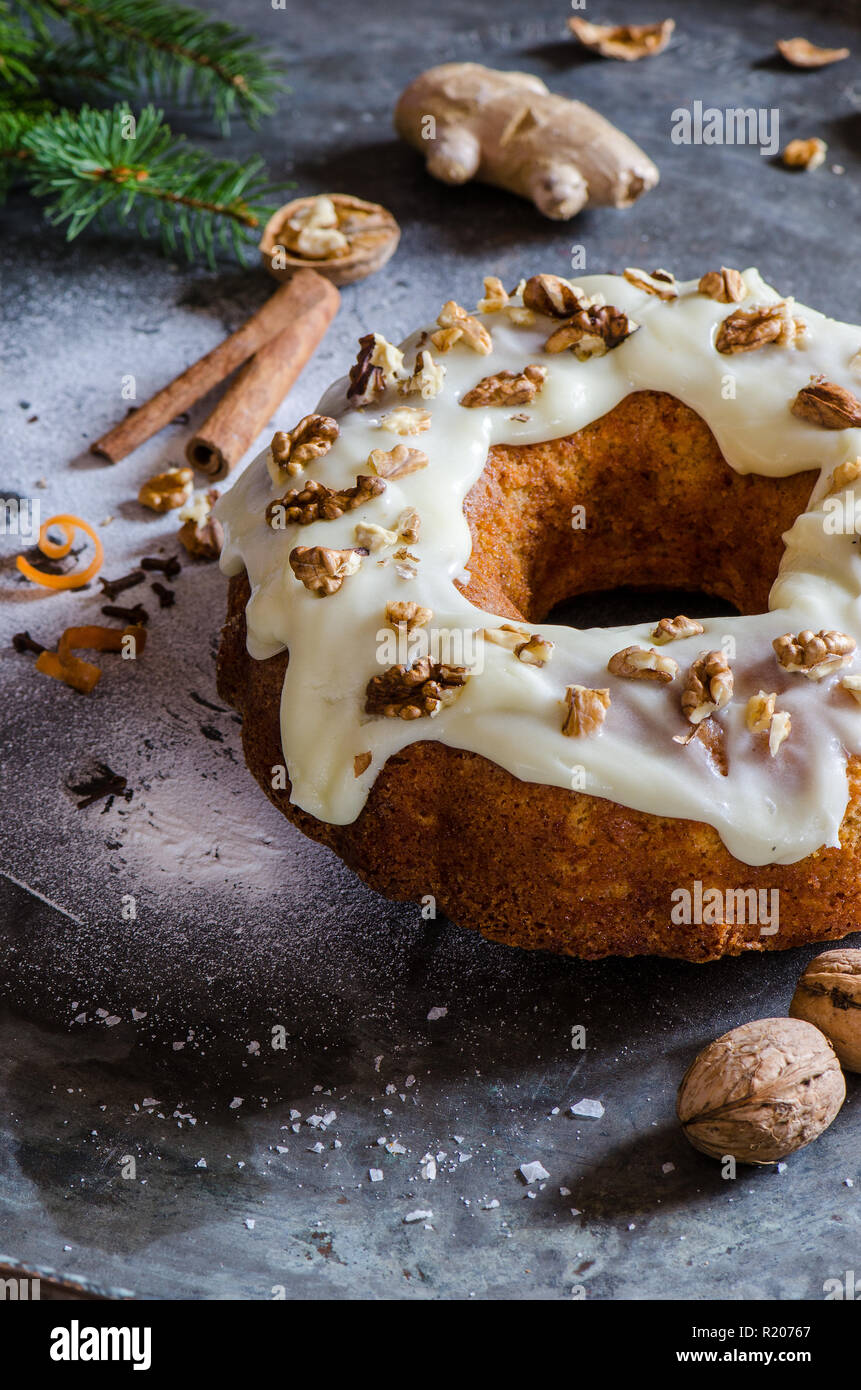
[186, 272, 340, 479]
[91, 269, 338, 464]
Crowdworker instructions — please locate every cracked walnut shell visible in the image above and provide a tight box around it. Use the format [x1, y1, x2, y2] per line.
[568, 17, 675, 61]
[260, 193, 400, 287]
[790, 949, 861, 1073]
[677, 1017, 845, 1164]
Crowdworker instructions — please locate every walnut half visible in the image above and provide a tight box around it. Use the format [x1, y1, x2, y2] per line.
[267, 474, 385, 528]
[681, 651, 733, 724]
[698, 268, 745, 304]
[791, 378, 861, 429]
[562, 685, 610, 737]
[270, 415, 339, 481]
[607, 645, 678, 682]
[365, 658, 469, 718]
[544, 304, 638, 360]
[651, 615, 705, 645]
[460, 364, 546, 408]
[773, 629, 855, 680]
[715, 303, 804, 354]
[289, 545, 362, 597]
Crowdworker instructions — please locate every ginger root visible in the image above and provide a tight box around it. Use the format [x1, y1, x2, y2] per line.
[394, 62, 658, 220]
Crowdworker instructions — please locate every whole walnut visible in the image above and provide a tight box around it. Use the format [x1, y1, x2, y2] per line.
[790, 949, 861, 1072]
[677, 1017, 845, 1165]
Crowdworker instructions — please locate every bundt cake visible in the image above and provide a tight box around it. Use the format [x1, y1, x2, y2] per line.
[216, 268, 861, 961]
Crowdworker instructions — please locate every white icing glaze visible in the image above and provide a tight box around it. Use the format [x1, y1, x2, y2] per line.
[217, 270, 861, 866]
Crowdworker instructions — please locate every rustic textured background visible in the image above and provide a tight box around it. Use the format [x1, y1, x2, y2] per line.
[0, 0, 859, 1299]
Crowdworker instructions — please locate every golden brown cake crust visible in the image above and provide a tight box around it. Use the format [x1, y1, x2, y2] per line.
[217, 391, 861, 961]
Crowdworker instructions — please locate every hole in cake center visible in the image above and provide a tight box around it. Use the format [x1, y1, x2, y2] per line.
[546, 585, 740, 631]
[460, 391, 817, 628]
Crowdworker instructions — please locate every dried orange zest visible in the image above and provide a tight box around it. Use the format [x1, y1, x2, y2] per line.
[16, 514, 104, 590]
[37, 623, 147, 696]
[57, 623, 147, 663]
[36, 650, 102, 694]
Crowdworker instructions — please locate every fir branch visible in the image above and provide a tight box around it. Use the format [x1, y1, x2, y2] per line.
[21, 102, 282, 264]
[16, 0, 284, 129]
[0, 2, 39, 87]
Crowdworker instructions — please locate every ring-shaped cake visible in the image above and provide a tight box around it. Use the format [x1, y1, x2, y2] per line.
[217, 268, 861, 960]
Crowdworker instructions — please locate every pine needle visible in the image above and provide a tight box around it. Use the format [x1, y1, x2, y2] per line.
[22, 103, 283, 265]
[17, 0, 284, 129]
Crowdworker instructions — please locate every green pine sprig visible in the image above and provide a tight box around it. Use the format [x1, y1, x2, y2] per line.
[14, 0, 284, 130]
[0, 1, 39, 87]
[21, 102, 280, 265]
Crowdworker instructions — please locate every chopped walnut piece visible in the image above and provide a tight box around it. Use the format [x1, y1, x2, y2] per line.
[482, 623, 553, 666]
[482, 623, 528, 650]
[515, 633, 554, 667]
[782, 137, 827, 171]
[745, 691, 791, 758]
[385, 600, 433, 632]
[460, 364, 546, 408]
[477, 276, 509, 312]
[269, 415, 339, 481]
[715, 302, 804, 354]
[505, 306, 537, 327]
[773, 629, 855, 680]
[522, 274, 586, 319]
[746, 690, 776, 734]
[769, 710, 791, 757]
[623, 267, 678, 300]
[607, 644, 678, 683]
[826, 458, 861, 496]
[562, 685, 610, 737]
[430, 301, 493, 355]
[545, 304, 638, 359]
[791, 377, 861, 429]
[681, 651, 733, 724]
[354, 521, 397, 551]
[178, 487, 222, 560]
[293, 225, 350, 259]
[391, 546, 419, 578]
[651, 614, 705, 645]
[365, 657, 469, 719]
[346, 333, 405, 405]
[354, 751, 372, 777]
[380, 406, 431, 436]
[138, 466, 193, 514]
[568, 16, 674, 61]
[288, 544, 362, 596]
[397, 506, 421, 543]
[367, 444, 429, 479]
[777, 37, 849, 67]
[399, 349, 446, 399]
[841, 674, 861, 704]
[698, 268, 745, 304]
[266, 474, 385, 528]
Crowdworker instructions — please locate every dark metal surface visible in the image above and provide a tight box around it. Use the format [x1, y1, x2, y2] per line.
[1, 0, 860, 1300]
